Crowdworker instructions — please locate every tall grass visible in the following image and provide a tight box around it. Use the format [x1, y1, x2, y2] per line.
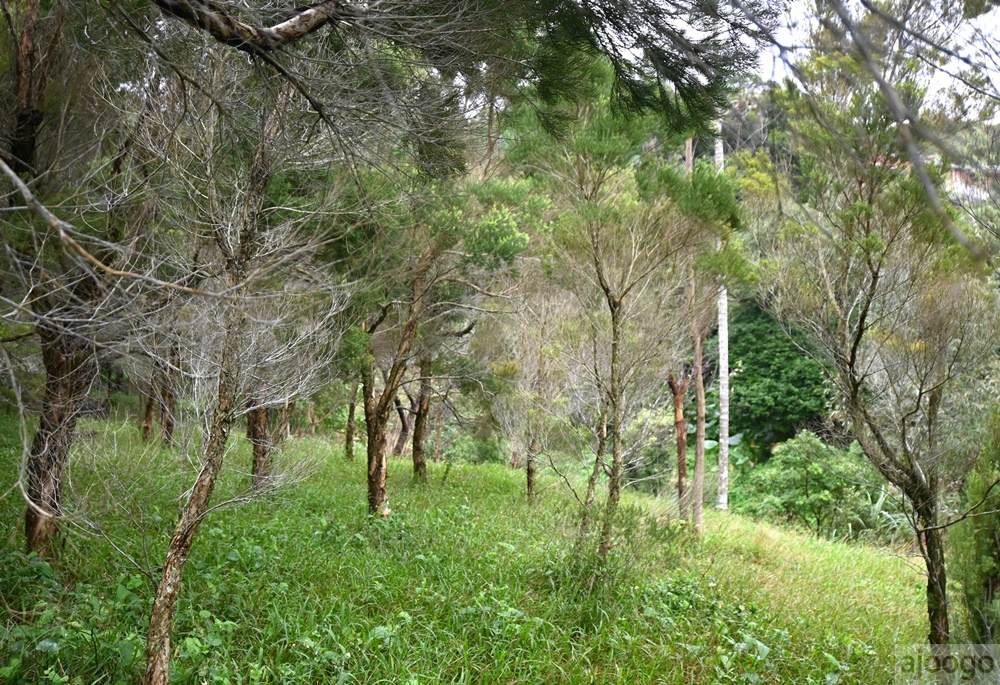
[0, 416, 923, 683]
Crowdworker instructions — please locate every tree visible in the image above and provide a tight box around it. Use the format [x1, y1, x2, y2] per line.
[134, 61, 341, 685]
[758, 47, 999, 644]
[1, 0, 147, 558]
[726, 301, 828, 460]
[504, 72, 719, 559]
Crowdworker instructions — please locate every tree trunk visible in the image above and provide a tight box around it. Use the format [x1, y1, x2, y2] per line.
[917, 505, 950, 645]
[579, 411, 607, 540]
[247, 400, 271, 491]
[24, 328, 90, 558]
[7, 0, 42, 180]
[434, 404, 444, 462]
[141, 390, 156, 442]
[159, 379, 176, 447]
[142, 89, 280, 683]
[411, 359, 432, 483]
[363, 362, 391, 517]
[526, 437, 539, 504]
[345, 381, 358, 460]
[392, 392, 413, 455]
[159, 341, 180, 447]
[143, 316, 241, 685]
[275, 399, 295, 444]
[668, 373, 690, 521]
[363, 246, 437, 515]
[598, 303, 624, 560]
[692, 329, 706, 536]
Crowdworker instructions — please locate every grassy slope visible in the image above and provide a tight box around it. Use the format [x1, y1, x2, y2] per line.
[0, 417, 924, 684]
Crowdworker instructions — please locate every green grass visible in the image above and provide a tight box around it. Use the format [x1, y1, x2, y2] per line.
[0, 415, 924, 684]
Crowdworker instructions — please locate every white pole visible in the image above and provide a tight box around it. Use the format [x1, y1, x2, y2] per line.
[715, 125, 730, 511]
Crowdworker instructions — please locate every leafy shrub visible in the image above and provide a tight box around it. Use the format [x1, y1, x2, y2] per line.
[951, 411, 1000, 643]
[445, 431, 506, 464]
[730, 430, 906, 542]
[725, 302, 829, 459]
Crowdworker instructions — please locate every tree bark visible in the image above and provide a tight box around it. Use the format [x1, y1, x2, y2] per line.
[668, 373, 690, 521]
[362, 361, 391, 516]
[598, 301, 624, 560]
[917, 504, 950, 645]
[392, 392, 413, 455]
[7, 0, 42, 179]
[363, 247, 437, 515]
[24, 327, 90, 558]
[247, 400, 271, 490]
[275, 399, 295, 445]
[159, 381, 176, 447]
[141, 390, 157, 442]
[526, 437, 539, 504]
[692, 329, 706, 536]
[151, 0, 362, 54]
[411, 359, 432, 483]
[143, 315, 241, 685]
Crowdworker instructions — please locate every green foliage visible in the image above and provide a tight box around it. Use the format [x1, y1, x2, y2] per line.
[463, 206, 530, 270]
[639, 159, 741, 232]
[0, 416, 922, 684]
[444, 430, 507, 465]
[731, 431, 907, 543]
[338, 327, 374, 376]
[951, 410, 1000, 643]
[727, 301, 828, 458]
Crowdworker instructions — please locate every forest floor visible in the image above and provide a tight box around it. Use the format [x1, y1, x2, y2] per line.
[0, 416, 925, 684]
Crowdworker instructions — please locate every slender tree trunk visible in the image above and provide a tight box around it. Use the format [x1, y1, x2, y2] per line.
[24, 328, 90, 558]
[917, 503, 950, 645]
[8, 0, 42, 180]
[693, 329, 706, 536]
[579, 411, 607, 540]
[143, 313, 241, 685]
[668, 374, 690, 520]
[307, 401, 317, 435]
[363, 247, 437, 515]
[362, 361, 391, 517]
[141, 390, 156, 442]
[920, 388, 949, 646]
[411, 359, 432, 484]
[434, 404, 444, 462]
[142, 87, 283, 683]
[275, 399, 294, 445]
[247, 399, 271, 491]
[159, 341, 180, 447]
[392, 392, 412, 455]
[159, 380, 176, 447]
[526, 437, 539, 504]
[345, 380, 358, 460]
[598, 303, 624, 560]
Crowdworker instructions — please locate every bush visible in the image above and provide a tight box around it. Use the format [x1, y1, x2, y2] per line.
[730, 430, 907, 542]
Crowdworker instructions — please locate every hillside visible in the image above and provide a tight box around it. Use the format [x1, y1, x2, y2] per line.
[0, 418, 924, 684]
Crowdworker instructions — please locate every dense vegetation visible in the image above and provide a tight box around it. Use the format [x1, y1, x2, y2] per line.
[0, 415, 925, 684]
[3, 0, 1000, 683]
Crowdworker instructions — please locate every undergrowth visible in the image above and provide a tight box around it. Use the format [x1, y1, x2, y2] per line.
[0, 416, 924, 683]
